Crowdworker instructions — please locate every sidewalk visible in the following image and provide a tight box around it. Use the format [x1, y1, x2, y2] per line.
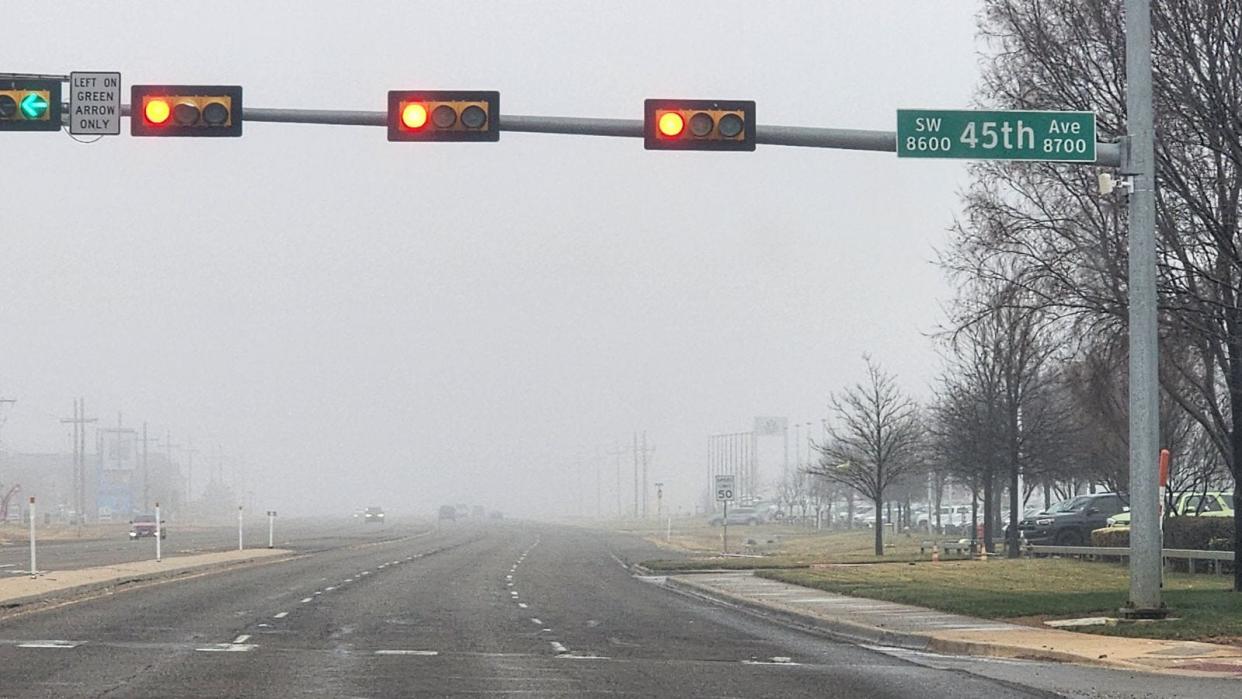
[666, 571, 1242, 678]
[0, 548, 294, 612]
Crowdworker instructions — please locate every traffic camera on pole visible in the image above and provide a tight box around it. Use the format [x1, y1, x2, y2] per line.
[0, 78, 61, 132]
[130, 85, 242, 137]
[387, 91, 499, 142]
[644, 99, 755, 151]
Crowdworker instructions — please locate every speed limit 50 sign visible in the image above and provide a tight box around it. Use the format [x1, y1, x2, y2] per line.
[714, 475, 736, 502]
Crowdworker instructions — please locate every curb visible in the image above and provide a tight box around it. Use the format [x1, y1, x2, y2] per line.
[664, 575, 933, 652]
[663, 574, 1156, 673]
[0, 551, 300, 617]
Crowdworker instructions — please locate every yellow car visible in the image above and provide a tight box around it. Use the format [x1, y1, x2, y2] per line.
[1106, 491, 1234, 527]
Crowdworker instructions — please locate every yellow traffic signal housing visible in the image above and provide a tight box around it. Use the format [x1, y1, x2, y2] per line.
[388, 91, 499, 142]
[0, 79, 62, 132]
[131, 85, 242, 137]
[644, 99, 756, 151]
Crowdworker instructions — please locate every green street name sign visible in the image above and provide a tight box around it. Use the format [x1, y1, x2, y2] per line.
[896, 109, 1096, 162]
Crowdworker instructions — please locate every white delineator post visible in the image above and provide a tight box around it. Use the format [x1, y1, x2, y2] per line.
[238, 506, 244, 551]
[28, 496, 36, 578]
[155, 502, 162, 562]
[267, 510, 275, 549]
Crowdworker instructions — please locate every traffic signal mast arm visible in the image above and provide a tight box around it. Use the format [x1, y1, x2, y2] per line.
[108, 103, 1123, 166]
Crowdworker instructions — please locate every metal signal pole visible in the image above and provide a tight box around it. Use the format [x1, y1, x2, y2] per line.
[1124, 0, 1164, 617]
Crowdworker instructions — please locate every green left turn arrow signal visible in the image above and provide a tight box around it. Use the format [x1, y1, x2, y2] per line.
[20, 92, 49, 120]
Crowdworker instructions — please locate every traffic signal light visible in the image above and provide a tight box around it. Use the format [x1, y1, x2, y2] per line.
[0, 79, 62, 131]
[644, 99, 756, 151]
[388, 91, 499, 142]
[131, 85, 242, 137]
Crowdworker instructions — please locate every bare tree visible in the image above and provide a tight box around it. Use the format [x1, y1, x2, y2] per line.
[943, 0, 1242, 588]
[810, 357, 924, 555]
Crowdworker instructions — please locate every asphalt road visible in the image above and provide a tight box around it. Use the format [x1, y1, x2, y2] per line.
[0, 522, 1235, 698]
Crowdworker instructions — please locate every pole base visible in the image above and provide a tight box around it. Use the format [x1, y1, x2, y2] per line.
[1117, 605, 1171, 620]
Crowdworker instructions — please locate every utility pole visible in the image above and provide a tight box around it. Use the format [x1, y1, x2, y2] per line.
[640, 432, 654, 519]
[632, 432, 639, 518]
[184, 438, 199, 506]
[606, 441, 626, 518]
[0, 397, 15, 488]
[136, 422, 158, 512]
[60, 398, 96, 536]
[163, 430, 181, 512]
[1124, 0, 1164, 617]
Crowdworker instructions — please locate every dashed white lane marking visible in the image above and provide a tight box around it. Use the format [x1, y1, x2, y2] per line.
[557, 653, 611, 661]
[608, 551, 629, 571]
[273, 612, 289, 619]
[314, 591, 322, 595]
[530, 618, 543, 625]
[361, 571, 371, 576]
[507, 581, 514, 587]
[325, 586, 336, 591]
[505, 575, 512, 580]
[374, 650, 439, 656]
[742, 657, 801, 666]
[344, 578, 354, 583]
[301, 597, 313, 603]
[517, 603, 528, 609]
[17, 640, 78, 649]
[233, 635, 251, 644]
[550, 641, 568, 654]
[196, 643, 256, 653]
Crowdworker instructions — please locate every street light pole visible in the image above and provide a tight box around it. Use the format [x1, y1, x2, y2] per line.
[1123, 0, 1164, 618]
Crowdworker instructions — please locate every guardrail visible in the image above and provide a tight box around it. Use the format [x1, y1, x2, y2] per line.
[1024, 544, 1234, 574]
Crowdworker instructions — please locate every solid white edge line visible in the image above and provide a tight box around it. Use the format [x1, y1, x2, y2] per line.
[273, 612, 289, 619]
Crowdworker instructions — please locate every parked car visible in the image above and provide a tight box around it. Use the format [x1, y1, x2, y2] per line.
[128, 513, 165, 539]
[1107, 491, 1235, 527]
[1015, 493, 1126, 546]
[363, 506, 385, 524]
[706, 507, 765, 526]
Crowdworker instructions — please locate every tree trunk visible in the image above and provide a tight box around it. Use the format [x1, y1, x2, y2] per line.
[1008, 457, 1021, 558]
[874, 497, 884, 556]
[847, 493, 855, 530]
[971, 482, 980, 553]
[982, 471, 994, 553]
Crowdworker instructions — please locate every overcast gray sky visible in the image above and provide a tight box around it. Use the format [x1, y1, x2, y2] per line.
[1, 1, 981, 516]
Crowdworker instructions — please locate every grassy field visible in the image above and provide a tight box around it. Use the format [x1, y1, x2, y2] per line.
[626, 520, 958, 570]
[760, 559, 1242, 645]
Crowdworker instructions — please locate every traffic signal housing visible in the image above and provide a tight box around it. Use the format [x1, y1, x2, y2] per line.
[0, 79, 62, 132]
[131, 85, 242, 137]
[644, 99, 755, 151]
[388, 91, 499, 142]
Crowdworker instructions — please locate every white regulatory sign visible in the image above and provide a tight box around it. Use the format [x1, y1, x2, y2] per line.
[69, 71, 122, 135]
[714, 475, 736, 502]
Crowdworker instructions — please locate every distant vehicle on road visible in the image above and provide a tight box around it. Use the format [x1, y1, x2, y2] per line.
[1014, 493, 1126, 546]
[707, 507, 766, 527]
[363, 506, 385, 524]
[438, 505, 456, 521]
[128, 513, 165, 540]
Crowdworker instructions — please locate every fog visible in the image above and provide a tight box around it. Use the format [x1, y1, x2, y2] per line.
[0, 1, 978, 519]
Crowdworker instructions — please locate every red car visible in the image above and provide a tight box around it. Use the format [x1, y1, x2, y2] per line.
[128, 514, 166, 539]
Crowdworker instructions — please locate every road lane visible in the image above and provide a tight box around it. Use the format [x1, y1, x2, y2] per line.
[8, 521, 1234, 697]
[0, 521, 1063, 698]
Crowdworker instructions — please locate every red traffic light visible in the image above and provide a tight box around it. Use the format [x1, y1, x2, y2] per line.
[131, 85, 243, 137]
[645, 99, 756, 151]
[388, 91, 499, 142]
